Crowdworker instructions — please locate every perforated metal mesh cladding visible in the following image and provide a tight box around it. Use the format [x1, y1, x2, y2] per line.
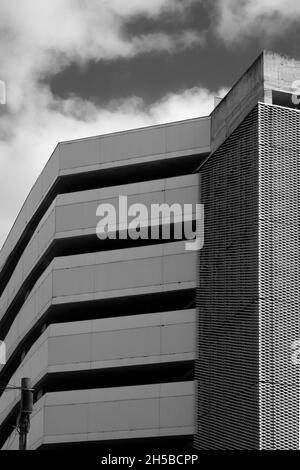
[195, 103, 300, 450]
[259, 104, 300, 449]
[195, 107, 260, 450]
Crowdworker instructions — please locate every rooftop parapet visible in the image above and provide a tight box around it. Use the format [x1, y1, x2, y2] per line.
[211, 51, 300, 153]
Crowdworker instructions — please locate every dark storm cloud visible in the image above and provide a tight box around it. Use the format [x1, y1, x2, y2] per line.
[48, 0, 300, 107]
[49, 1, 209, 106]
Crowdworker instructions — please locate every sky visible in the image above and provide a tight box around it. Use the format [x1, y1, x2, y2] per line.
[0, 0, 300, 248]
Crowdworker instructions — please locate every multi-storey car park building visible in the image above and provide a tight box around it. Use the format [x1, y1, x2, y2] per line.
[0, 51, 300, 450]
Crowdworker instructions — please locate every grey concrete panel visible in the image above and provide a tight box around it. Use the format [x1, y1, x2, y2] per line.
[160, 395, 194, 428]
[45, 403, 88, 435]
[59, 138, 100, 170]
[166, 118, 210, 153]
[42, 382, 194, 441]
[163, 252, 196, 283]
[53, 265, 94, 297]
[100, 127, 166, 163]
[161, 323, 195, 355]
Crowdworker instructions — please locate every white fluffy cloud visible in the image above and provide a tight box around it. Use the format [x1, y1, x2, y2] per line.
[0, 0, 220, 248]
[215, 0, 300, 42]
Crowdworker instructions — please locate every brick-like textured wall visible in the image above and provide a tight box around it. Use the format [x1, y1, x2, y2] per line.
[259, 104, 300, 449]
[195, 107, 260, 449]
[195, 103, 300, 450]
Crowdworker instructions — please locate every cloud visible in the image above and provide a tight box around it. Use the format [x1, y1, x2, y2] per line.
[132, 30, 204, 55]
[0, 0, 203, 111]
[0, 0, 220, 248]
[214, 0, 300, 42]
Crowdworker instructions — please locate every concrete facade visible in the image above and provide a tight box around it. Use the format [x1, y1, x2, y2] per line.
[0, 116, 209, 450]
[196, 53, 300, 450]
[1, 51, 300, 450]
[211, 50, 300, 153]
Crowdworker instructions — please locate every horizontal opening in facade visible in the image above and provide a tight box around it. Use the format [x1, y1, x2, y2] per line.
[0, 361, 194, 448]
[0, 289, 195, 398]
[35, 360, 194, 396]
[0, 221, 196, 341]
[38, 435, 194, 451]
[0, 153, 204, 299]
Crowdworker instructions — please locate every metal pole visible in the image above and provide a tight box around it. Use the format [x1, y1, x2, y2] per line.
[18, 378, 33, 451]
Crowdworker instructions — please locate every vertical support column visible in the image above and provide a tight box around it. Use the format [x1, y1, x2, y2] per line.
[258, 104, 300, 449]
[195, 107, 260, 449]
